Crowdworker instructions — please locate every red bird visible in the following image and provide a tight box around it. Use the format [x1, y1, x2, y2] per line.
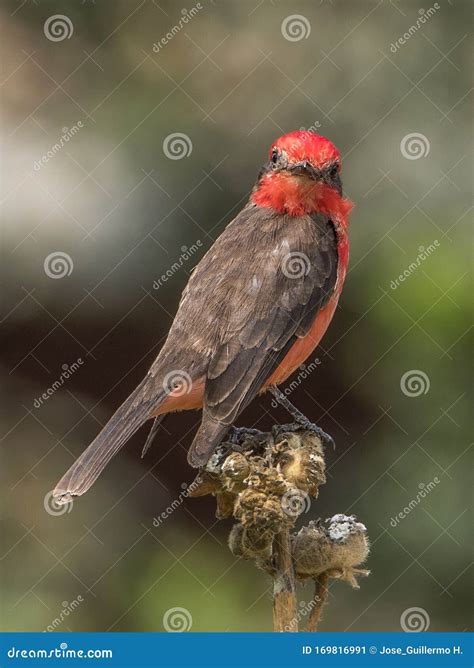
[54, 131, 353, 503]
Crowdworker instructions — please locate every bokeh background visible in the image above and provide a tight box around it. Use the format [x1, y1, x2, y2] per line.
[1, 0, 472, 633]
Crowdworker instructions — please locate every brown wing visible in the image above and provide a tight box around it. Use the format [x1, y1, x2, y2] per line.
[184, 205, 338, 466]
[53, 203, 339, 496]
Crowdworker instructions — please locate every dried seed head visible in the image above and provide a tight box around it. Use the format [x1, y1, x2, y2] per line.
[228, 523, 246, 557]
[221, 452, 251, 489]
[275, 431, 326, 496]
[242, 526, 274, 558]
[215, 491, 237, 519]
[227, 522, 273, 559]
[292, 516, 370, 586]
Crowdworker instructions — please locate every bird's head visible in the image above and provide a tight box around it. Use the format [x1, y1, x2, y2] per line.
[252, 130, 352, 220]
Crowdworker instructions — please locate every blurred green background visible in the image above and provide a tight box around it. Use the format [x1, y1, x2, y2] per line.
[1, 0, 471, 633]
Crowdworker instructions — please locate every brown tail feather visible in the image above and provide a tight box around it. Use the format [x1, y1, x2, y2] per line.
[53, 380, 165, 503]
[187, 413, 229, 468]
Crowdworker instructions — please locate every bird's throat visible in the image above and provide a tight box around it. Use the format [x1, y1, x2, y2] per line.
[252, 172, 352, 220]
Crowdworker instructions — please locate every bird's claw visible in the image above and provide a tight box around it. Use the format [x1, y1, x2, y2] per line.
[228, 426, 267, 447]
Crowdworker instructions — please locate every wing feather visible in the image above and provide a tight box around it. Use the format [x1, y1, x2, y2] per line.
[186, 205, 339, 466]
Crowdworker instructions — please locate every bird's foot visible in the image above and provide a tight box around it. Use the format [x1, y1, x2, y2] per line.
[228, 426, 267, 448]
[272, 421, 335, 449]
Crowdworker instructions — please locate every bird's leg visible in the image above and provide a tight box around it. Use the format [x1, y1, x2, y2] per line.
[269, 386, 335, 449]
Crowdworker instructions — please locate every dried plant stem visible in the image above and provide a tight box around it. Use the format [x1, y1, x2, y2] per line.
[272, 528, 298, 632]
[189, 427, 370, 633]
[307, 572, 329, 632]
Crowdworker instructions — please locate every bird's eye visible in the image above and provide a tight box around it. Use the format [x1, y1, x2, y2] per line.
[329, 163, 339, 179]
[271, 149, 279, 164]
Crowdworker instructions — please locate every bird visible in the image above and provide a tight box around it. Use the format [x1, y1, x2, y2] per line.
[53, 130, 353, 504]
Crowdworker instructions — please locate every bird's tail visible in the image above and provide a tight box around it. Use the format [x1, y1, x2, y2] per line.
[53, 378, 165, 504]
[187, 413, 229, 468]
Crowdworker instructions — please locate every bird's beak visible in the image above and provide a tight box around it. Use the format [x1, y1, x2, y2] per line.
[287, 161, 321, 180]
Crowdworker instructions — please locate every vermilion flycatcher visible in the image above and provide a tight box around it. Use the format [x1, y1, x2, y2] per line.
[54, 131, 353, 503]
